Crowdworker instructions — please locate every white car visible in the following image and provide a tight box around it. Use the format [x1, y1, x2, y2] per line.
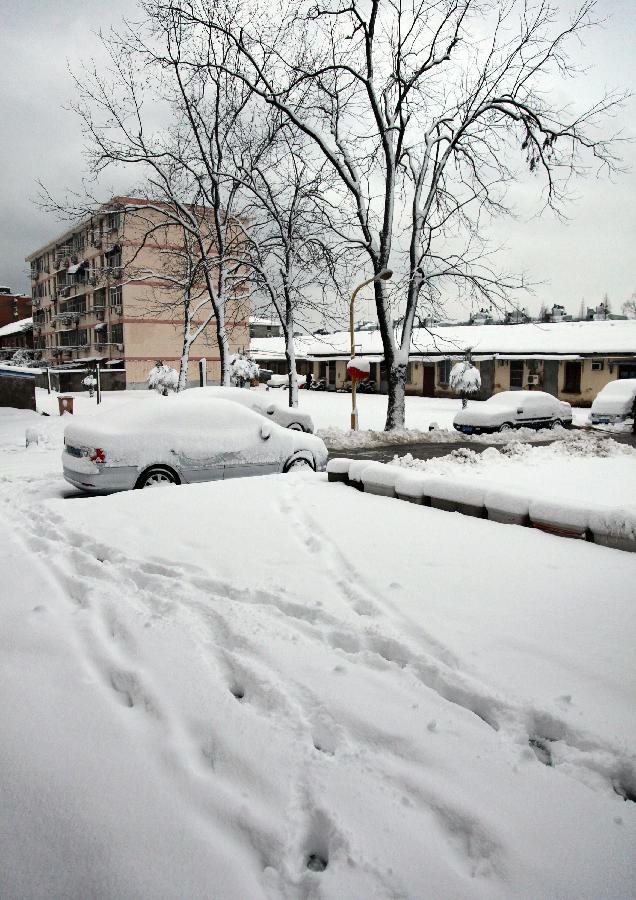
[62, 396, 327, 493]
[590, 379, 636, 425]
[453, 390, 572, 434]
[187, 386, 314, 432]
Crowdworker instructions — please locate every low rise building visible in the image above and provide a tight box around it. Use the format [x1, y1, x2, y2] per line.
[251, 319, 636, 405]
[0, 287, 31, 328]
[0, 317, 33, 359]
[26, 199, 248, 388]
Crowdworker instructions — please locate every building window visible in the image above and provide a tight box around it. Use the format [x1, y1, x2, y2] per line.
[438, 359, 451, 385]
[564, 361, 582, 393]
[106, 212, 121, 233]
[591, 361, 603, 371]
[510, 360, 524, 389]
[110, 323, 123, 345]
[109, 286, 122, 308]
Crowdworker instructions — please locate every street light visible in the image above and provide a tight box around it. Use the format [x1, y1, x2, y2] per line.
[348, 268, 392, 430]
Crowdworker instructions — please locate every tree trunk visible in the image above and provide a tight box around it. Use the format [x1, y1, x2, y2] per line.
[178, 335, 192, 392]
[284, 322, 298, 409]
[216, 307, 231, 386]
[385, 358, 407, 431]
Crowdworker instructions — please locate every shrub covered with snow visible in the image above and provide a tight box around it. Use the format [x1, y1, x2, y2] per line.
[449, 360, 481, 407]
[230, 354, 260, 388]
[148, 363, 179, 395]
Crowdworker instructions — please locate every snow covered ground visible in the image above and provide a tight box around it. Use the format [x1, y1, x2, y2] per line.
[0, 404, 635, 898]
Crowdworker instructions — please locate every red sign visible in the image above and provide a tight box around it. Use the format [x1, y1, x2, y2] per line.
[347, 358, 371, 381]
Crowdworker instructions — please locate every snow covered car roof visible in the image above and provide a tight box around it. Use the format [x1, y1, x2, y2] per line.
[185, 386, 314, 432]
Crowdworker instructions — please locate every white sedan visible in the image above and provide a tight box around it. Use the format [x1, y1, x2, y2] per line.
[187, 385, 314, 432]
[453, 390, 572, 434]
[62, 396, 327, 493]
[590, 378, 636, 425]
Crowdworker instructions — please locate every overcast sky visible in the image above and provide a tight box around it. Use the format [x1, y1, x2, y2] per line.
[1, 0, 634, 320]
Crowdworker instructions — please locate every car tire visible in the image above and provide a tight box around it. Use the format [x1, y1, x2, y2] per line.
[135, 466, 180, 489]
[498, 422, 513, 432]
[551, 419, 562, 429]
[284, 456, 315, 473]
[288, 422, 304, 431]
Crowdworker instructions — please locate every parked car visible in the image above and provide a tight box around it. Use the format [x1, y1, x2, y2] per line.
[590, 379, 636, 425]
[62, 396, 327, 493]
[453, 390, 572, 434]
[267, 373, 297, 389]
[186, 385, 314, 432]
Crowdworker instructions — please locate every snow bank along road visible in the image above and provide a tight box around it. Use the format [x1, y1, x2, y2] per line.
[1, 420, 635, 899]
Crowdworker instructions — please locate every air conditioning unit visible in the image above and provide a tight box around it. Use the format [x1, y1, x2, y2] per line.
[32, 298, 41, 307]
[116, 343, 124, 352]
[96, 308, 105, 320]
[115, 305, 123, 315]
[527, 374, 540, 385]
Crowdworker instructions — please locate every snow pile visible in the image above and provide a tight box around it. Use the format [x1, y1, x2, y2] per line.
[320, 422, 579, 450]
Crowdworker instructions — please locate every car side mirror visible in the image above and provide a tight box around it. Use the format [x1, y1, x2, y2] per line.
[260, 423, 272, 440]
[266, 404, 276, 415]
[517, 408, 523, 414]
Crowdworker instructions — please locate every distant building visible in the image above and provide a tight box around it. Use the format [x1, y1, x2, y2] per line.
[586, 302, 627, 322]
[504, 308, 530, 325]
[0, 287, 31, 328]
[249, 316, 282, 338]
[26, 199, 248, 387]
[0, 317, 33, 359]
[470, 308, 495, 325]
[544, 303, 572, 323]
[251, 319, 636, 406]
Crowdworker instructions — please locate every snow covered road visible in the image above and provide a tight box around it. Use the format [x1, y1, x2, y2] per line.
[1, 444, 635, 898]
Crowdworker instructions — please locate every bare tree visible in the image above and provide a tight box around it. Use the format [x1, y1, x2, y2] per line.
[178, 0, 626, 429]
[234, 121, 344, 406]
[41, 7, 256, 385]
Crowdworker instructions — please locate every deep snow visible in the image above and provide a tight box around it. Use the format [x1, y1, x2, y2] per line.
[0, 413, 635, 898]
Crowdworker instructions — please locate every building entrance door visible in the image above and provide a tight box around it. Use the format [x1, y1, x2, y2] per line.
[422, 364, 435, 397]
[543, 360, 559, 396]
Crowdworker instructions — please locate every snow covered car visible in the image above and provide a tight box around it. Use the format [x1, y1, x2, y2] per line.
[187, 386, 314, 432]
[61, 396, 327, 493]
[266, 373, 303, 389]
[590, 379, 636, 425]
[453, 390, 572, 434]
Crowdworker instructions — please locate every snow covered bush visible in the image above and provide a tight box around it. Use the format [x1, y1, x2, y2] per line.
[82, 374, 97, 397]
[148, 363, 179, 395]
[5, 348, 33, 368]
[230, 354, 260, 388]
[449, 361, 481, 408]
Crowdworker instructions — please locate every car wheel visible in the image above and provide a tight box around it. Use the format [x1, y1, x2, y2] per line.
[284, 456, 315, 473]
[288, 422, 304, 431]
[135, 466, 180, 489]
[498, 422, 513, 432]
[551, 418, 562, 429]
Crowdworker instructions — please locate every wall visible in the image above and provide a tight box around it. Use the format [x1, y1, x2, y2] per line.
[0, 370, 36, 410]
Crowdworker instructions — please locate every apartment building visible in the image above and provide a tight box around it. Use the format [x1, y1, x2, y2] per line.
[26, 198, 248, 388]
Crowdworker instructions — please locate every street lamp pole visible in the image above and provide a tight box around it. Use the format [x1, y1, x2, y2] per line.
[349, 269, 392, 430]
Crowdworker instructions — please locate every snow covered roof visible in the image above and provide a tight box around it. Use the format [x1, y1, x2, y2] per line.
[251, 319, 636, 361]
[249, 316, 279, 326]
[0, 317, 33, 338]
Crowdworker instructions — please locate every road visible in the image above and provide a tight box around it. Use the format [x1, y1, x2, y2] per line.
[328, 429, 636, 464]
